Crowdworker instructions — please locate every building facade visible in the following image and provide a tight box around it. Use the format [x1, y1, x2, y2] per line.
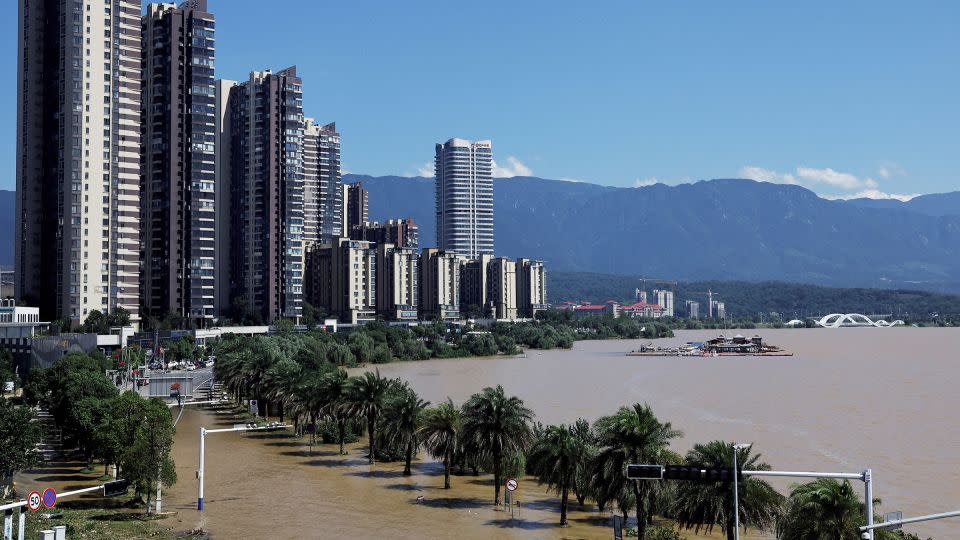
[141, 0, 216, 325]
[516, 258, 547, 319]
[350, 219, 419, 249]
[303, 119, 341, 247]
[16, 0, 143, 327]
[225, 67, 305, 323]
[487, 257, 517, 320]
[341, 183, 368, 237]
[685, 300, 700, 319]
[434, 138, 494, 258]
[654, 289, 675, 317]
[460, 254, 492, 316]
[419, 249, 463, 320]
[319, 238, 376, 324]
[375, 244, 418, 321]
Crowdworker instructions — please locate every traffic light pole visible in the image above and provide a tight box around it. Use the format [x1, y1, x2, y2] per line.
[197, 423, 288, 511]
[861, 509, 960, 532]
[742, 469, 873, 540]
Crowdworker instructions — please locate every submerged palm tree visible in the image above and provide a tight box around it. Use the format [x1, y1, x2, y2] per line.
[592, 403, 681, 539]
[383, 384, 429, 475]
[419, 399, 461, 488]
[319, 369, 350, 455]
[527, 423, 589, 525]
[345, 370, 395, 464]
[777, 478, 892, 540]
[670, 441, 783, 540]
[461, 385, 533, 505]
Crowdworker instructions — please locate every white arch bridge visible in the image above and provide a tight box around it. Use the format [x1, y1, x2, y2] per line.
[814, 313, 905, 328]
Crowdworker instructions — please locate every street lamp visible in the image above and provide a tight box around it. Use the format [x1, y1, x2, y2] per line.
[732, 443, 752, 540]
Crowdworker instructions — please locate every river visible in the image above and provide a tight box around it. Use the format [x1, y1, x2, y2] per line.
[164, 328, 960, 538]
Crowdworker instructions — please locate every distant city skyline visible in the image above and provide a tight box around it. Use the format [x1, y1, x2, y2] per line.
[2, 1, 957, 199]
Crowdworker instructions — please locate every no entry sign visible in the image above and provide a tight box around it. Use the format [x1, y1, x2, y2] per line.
[506, 478, 518, 492]
[27, 491, 42, 512]
[41, 488, 57, 509]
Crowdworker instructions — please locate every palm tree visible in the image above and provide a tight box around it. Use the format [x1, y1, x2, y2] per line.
[383, 384, 429, 475]
[527, 424, 588, 525]
[670, 441, 784, 540]
[345, 370, 395, 464]
[592, 403, 681, 539]
[777, 478, 896, 540]
[570, 418, 596, 506]
[419, 399, 461, 489]
[319, 369, 350, 455]
[461, 385, 533, 505]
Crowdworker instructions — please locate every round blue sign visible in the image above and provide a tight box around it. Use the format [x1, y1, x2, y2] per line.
[42, 487, 57, 508]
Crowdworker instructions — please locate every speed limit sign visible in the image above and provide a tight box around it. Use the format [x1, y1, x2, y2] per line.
[27, 491, 42, 512]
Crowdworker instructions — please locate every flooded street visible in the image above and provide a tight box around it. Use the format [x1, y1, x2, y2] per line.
[164, 328, 960, 538]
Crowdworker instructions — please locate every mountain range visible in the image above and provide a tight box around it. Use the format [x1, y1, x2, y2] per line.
[347, 175, 960, 293]
[2, 178, 959, 292]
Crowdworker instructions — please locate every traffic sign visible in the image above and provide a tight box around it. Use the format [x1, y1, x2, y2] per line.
[41, 488, 57, 509]
[27, 491, 42, 512]
[506, 478, 518, 492]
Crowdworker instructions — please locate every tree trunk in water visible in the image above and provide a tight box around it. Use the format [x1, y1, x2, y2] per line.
[367, 416, 376, 464]
[443, 448, 451, 489]
[337, 418, 346, 455]
[726, 517, 736, 540]
[104, 462, 109, 476]
[403, 439, 413, 475]
[309, 412, 316, 447]
[633, 481, 646, 540]
[560, 483, 569, 526]
[278, 401, 284, 423]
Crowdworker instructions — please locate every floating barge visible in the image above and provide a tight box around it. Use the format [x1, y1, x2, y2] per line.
[627, 334, 793, 357]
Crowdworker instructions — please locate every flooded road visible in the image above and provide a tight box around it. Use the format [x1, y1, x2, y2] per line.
[164, 328, 960, 538]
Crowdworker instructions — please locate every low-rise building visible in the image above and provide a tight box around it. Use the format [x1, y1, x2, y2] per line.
[351, 218, 419, 249]
[621, 301, 665, 319]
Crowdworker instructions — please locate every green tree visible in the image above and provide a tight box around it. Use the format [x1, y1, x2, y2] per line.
[319, 369, 351, 454]
[776, 478, 903, 540]
[527, 424, 589, 525]
[345, 370, 396, 464]
[0, 400, 42, 498]
[670, 441, 783, 540]
[122, 398, 176, 514]
[419, 398, 461, 489]
[592, 403, 681, 539]
[461, 385, 533, 505]
[383, 385, 429, 475]
[0, 349, 18, 394]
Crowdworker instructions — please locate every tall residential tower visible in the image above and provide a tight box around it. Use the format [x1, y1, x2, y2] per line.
[141, 0, 216, 325]
[16, 0, 143, 326]
[434, 138, 494, 258]
[225, 67, 305, 323]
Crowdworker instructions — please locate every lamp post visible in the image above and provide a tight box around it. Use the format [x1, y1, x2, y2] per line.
[732, 443, 752, 540]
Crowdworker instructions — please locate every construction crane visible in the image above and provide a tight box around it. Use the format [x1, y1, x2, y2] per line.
[687, 290, 721, 318]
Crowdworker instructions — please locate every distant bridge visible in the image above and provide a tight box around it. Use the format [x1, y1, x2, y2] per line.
[814, 313, 905, 328]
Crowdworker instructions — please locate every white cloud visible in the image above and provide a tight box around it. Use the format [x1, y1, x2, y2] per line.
[492, 156, 533, 178]
[416, 162, 434, 177]
[877, 163, 906, 179]
[836, 189, 918, 202]
[633, 178, 659, 187]
[738, 166, 798, 185]
[739, 164, 914, 200]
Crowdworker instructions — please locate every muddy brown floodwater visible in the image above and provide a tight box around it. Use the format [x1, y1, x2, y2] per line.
[164, 328, 960, 538]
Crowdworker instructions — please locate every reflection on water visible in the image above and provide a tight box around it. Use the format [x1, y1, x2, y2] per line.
[165, 328, 959, 538]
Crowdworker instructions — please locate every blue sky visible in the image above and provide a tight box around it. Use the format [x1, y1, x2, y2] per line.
[2, 1, 957, 199]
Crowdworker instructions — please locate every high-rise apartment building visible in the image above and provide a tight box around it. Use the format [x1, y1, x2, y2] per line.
[460, 254, 492, 316]
[225, 67, 305, 323]
[435, 139, 494, 258]
[141, 1, 216, 325]
[376, 244, 418, 321]
[214, 78, 234, 316]
[419, 249, 464, 320]
[685, 300, 700, 319]
[341, 183, 368, 237]
[309, 238, 376, 324]
[487, 257, 517, 320]
[516, 258, 547, 319]
[16, 0, 143, 327]
[654, 289, 675, 317]
[350, 219, 419, 249]
[303, 119, 341, 247]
